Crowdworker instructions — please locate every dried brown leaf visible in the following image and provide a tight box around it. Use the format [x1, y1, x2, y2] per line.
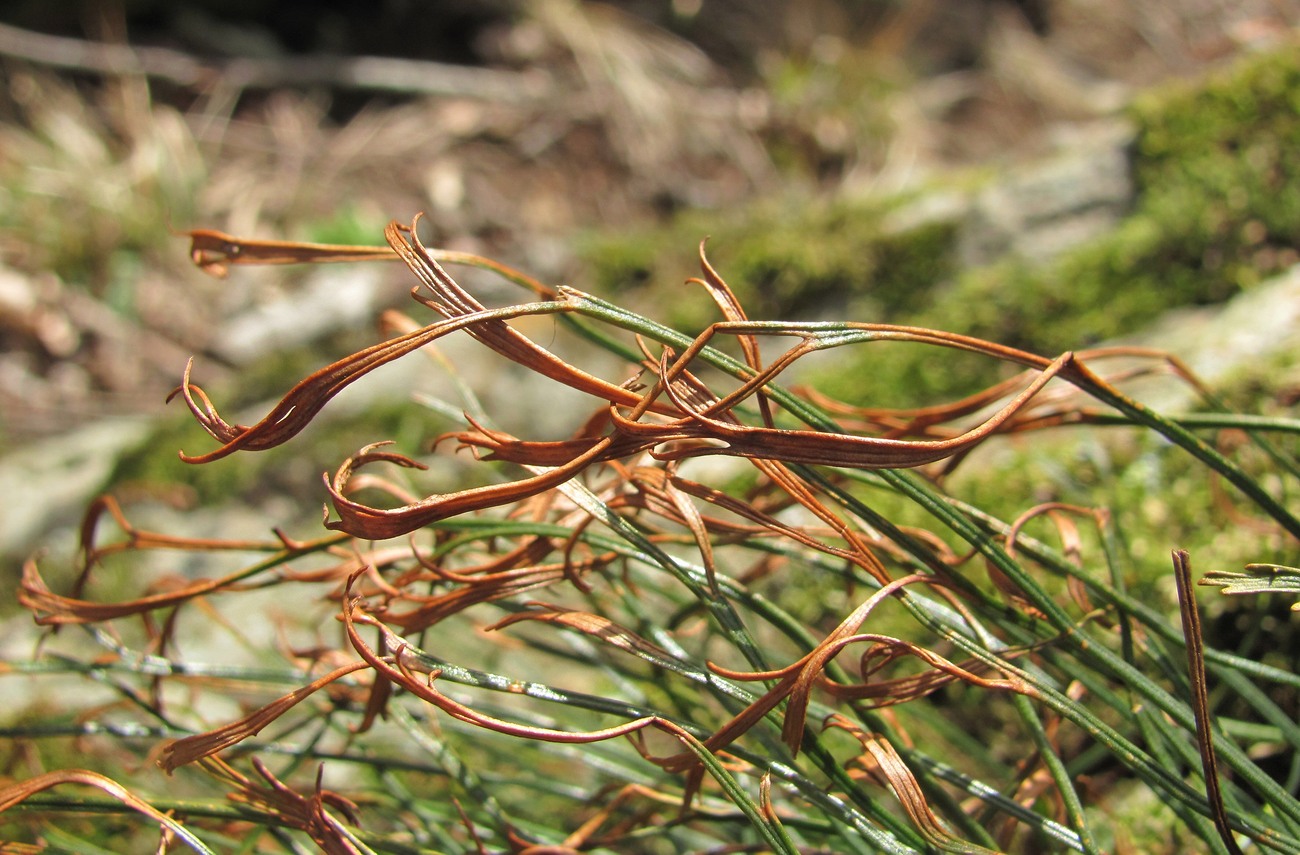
[158, 661, 369, 773]
[0, 769, 206, 849]
[826, 716, 995, 853]
[184, 228, 396, 277]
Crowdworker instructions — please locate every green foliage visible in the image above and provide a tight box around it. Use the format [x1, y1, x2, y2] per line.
[583, 41, 1300, 410]
[0, 79, 203, 291]
[757, 45, 901, 179]
[827, 42, 1300, 403]
[1132, 46, 1300, 291]
[6, 225, 1300, 853]
[581, 197, 957, 332]
[304, 202, 388, 247]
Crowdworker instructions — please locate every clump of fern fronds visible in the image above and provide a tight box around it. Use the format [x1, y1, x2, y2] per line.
[6, 220, 1300, 854]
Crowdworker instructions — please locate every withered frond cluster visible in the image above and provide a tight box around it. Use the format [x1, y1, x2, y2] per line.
[11, 219, 1299, 854]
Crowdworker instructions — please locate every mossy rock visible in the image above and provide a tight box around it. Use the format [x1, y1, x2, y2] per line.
[580, 39, 1300, 409]
[579, 197, 958, 334]
[1129, 44, 1300, 293]
[827, 39, 1300, 405]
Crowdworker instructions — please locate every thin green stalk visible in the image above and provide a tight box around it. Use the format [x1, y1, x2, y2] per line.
[1009, 691, 1102, 854]
[386, 705, 520, 846]
[1214, 668, 1300, 796]
[1074, 371, 1300, 539]
[950, 500, 1300, 691]
[7, 793, 427, 855]
[671, 730, 801, 855]
[938, 625, 1299, 852]
[842, 471, 1288, 844]
[909, 755, 1086, 852]
[1078, 411, 1300, 435]
[1133, 705, 1231, 855]
[540, 463, 777, 675]
[1096, 506, 1138, 666]
[890, 468, 1300, 836]
[786, 738, 926, 853]
[956, 505, 1300, 770]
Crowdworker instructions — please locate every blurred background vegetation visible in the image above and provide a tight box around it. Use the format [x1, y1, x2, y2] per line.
[3, 0, 1297, 561]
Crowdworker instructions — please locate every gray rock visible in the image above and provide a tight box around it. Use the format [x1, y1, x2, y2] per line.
[213, 265, 392, 367]
[1101, 261, 1300, 412]
[958, 121, 1135, 267]
[0, 416, 151, 558]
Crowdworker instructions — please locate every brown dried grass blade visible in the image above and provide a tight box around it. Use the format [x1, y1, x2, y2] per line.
[389, 219, 658, 411]
[1005, 502, 1104, 615]
[78, 494, 286, 570]
[747, 457, 892, 584]
[827, 716, 996, 854]
[342, 597, 664, 745]
[0, 769, 210, 851]
[798, 369, 1043, 440]
[379, 565, 585, 633]
[20, 557, 241, 625]
[324, 436, 615, 539]
[692, 241, 774, 428]
[204, 758, 365, 855]
[1173, 549, 1246, 855]
[184, 228, 396, 277]
[646, 350, 1077, 469]
[702, 575, 927, 756]
[171, 299, 570, 464]
[158, 661, 370, 773]
[487, 603, 681, 668]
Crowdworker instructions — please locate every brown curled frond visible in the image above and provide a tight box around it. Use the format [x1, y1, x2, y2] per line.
[20, 556, 234, 626]
[828, 635, 1035, 706]
[77, 494, 293, 573]
[343, 596, 664, 745]
[158, 661, 370, 774]
[691, 240, 774, 427]
[171, 301, 571, 464]
[0, 769, 210, 851]
[696, 574, 929, 758]
[23, 495, 356, 625]
[825, 716, 989, 853]
[438, 413, 655, 468]
[647, 351, 1078, 469]
[797, 368, 1045, 441]
[795, 344, 1188, 445]
[487, 603, 682, 669]
[378, 562, 608, 633]
[184, 228, 397, 277]
[201, 757, 365, 855]
[666, 473, 847, 549]
[389, 219, 673, 413]
[1001, 502, 1109, 615]
[324, 436, 615, 540]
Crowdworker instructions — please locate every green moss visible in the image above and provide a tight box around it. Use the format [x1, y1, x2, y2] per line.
[580, 196, 958, 333]
[758, 43, 902, 178]
[304, 202, 388, 248]
[1054, 45, 1298, 310]
[1086, 781, 1199, 854]
[107, 351, 445, 510]
[584, 40, 1300, 408]
[821, 40, 1300, 405]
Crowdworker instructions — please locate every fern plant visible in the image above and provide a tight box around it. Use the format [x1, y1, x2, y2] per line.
[5, 219, 1299, 854]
